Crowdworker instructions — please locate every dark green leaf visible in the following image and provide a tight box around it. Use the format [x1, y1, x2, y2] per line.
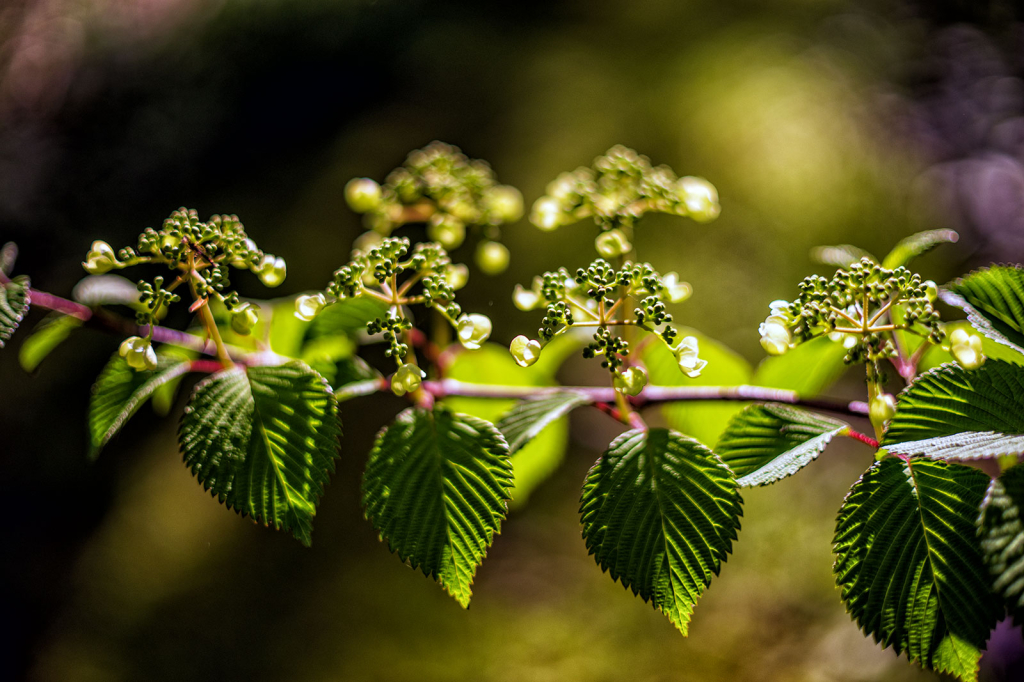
[833, 458, 999, 682]
[18, 313, 84, 372]
[362, 405, 513, 607]
[496, 391, 592, 454]
[180, 362, 341, 546]
[978, 463, 1024, 626]
[882, 360, 1024, 460]
[717, 404, 849, 487]
[881, 229, 959, 269]
[943, 265, 1024, 355]
[0, 274, 30, 349]
[88, 351, 193, 459]
[580, 428, 742, 635]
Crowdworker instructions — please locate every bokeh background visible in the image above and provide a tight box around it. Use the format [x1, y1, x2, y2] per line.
[4, 0, 1024, 680]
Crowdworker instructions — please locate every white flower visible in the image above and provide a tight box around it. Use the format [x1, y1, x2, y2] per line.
[294, 293, 327, 322]
[674, 336, 708, 377]
[614, 366, 648, 396]
[531, 197, 562, 231]
[594, 228, 632, 259]
[119, 336, 158, 371]
[663, 272, 692, 304]
[83, 240, 119, 275]
[510, 335, 542, 368]
[256, 255, 287, 287]
[950, 329, 985, 370]
[678, 176, 720, 222]
[759, 316, 791, 356]
[457, 313, 492, 350]
[391, 363, 425, 396]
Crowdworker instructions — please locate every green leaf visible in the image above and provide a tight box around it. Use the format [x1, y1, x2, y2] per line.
[496, 390, 592, 454]
[311, 297, 388, 339]
[580, 428, 742, 635]
[362, 405, 513, 607]
[179, 362, 341, 546]
[810, 244, 876, 267]
[882, 360, 1024, 460]
[18, 313, 84, 372]
[0, 274, 30, 349]
[943, 265, 1024, 356]
[752, 335, 848, 397]
[150, 346, 198, 416]
[833, 458, 999, 682]
[644, 327, 752, 447]
[445, 336, 580, 506]
[89, 351, 194, 459]
[716, 404, 850, 487]
[881, 229, 959, 269]
[978, 463, 1024, 626]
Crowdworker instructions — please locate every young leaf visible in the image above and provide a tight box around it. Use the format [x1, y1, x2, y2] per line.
[716, 404, 850, 487]
[882, 360, 1024, 460]
[0, 274, 30, 348]
[179, 362, 341, 546]
[752, 335, 848, 397]
[833, 458, 999, 682]
[978, 463, 1024, 625]
[89, 351, 193, 459]
[362, 406, 513, 607]
[644, 327, 752, 447]
[943, 265, 1024, 355]
[579, 428, 742, 635]
[18, 313, 84, 372]
[881, 229, 958, 269]
[496, 390, 592, 454]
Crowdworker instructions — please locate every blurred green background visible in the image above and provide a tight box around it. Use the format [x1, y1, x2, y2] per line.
[3, 0, 1024, 680]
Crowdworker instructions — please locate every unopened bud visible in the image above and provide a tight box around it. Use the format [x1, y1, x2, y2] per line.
[510, 335, 542, 367]
[457, 313, 492, 350]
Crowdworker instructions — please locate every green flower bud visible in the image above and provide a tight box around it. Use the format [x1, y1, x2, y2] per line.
[759, 316, 791, 356]
[475, 241, 509, 275]
[256, 255, 287, 287]
[457, 313, 492, 350]
[678, 176, 720, 222]
[869, 393, 897, 431]
[427, 214, 466, 250]
[294, 293, 327, 322]
[674, 336, 708, 377]
[614, 366, 648, 396]
[119, 336, 157, 371]
[231, 303, 260, 335]
[391, 363, 424, 396]
[345, 178, 383, 213]
[662, 272, 692, 304]
[446, 263, 469, 291]
[510, 335, 541, 368]
[83, 240, 119, 275]
[531, 197, 562, 231]
[513, 283, 541, 311]
[483, 185, 524, 223]
[594, 229, 632, 259]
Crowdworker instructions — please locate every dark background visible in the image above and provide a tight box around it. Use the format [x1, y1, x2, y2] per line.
[3, 0, 1024, 680]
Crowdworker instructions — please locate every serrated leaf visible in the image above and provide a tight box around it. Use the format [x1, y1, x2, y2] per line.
[810, 244, 876, 267]
[881, 229, 959, 269]
[943, 265, 1024, 356]
[362, 405, 513, 607]
[752, 335, 848, 397]
[717, 404, 849, 487]
[18, 313, 84, 372]
[978, 463, 1024, 625]
[88, 351, 194, 459]
[644, 327, 752, 447]
[0, 275, 30, 349]
[446, 336, 580, 506]
[833, 458, 999, 682]
[580, 428, 742, 635]
[496, 391, 592, 453]
[179, 362, 341, 546]
[311, 297, 389, 339]
[882, 360, 1024, 460]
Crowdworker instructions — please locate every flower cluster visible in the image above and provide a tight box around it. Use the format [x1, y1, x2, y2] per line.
[759, 258, 945, 365]
[510, 258, 705, 391]
[297, 236, 492, 395]
[343, 141, 523, 274]
[82, 208, 286, 369]
[528, 145, 720, 257]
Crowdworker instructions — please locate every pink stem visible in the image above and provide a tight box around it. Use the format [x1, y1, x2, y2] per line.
[845, 429, 880, 449]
